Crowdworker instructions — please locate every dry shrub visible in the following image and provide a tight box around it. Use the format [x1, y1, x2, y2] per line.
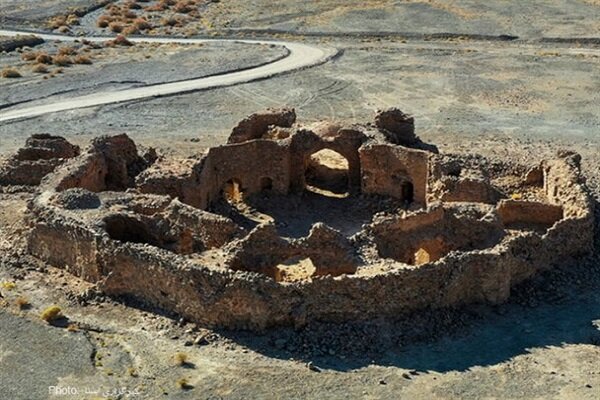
[106, 34, 134, 47]
[123, 10, 138, 19]
[174, 352, 188, 365]
[66, 323, 79, 332]
[48, 15, 67, 29]
[107, 5, 122, 16]
[66, 14, 80, 25]
[21, 51, 39, 61]
[97, 15, 112, 28]
[40, 305, 62, 322]
[73, 55, 92, 65]
[109, 22, 124, 33]
[52, 55, 72, 66]
[1, 68, 21, 78]
[36, 53, 53, 64]
[58, 46, 77, 56]
[145, 3, 167, 11]
[122, 26, 140, 35]
[32, 64, 48, 73]
[15, 296, 30, 309]
[161, 16, 180, 27]
[126, 2, 142, 9]
[176, 377, 193, 390]
[174, 1, 194, 13]
[133, 17, 151, 30]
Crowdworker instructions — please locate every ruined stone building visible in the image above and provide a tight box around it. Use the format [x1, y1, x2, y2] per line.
[2, 107, 593, 331]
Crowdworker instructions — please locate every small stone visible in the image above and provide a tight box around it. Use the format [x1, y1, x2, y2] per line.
[409, 370, 419, 376]
[194, 336, 209, 346]
[379, 380, 386, 385]
[402, 373, 412, 380]
[307, 362, 321, 372]
[184, 340, 193, 347]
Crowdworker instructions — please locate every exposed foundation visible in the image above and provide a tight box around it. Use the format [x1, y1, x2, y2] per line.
[6, 107, 593, 331]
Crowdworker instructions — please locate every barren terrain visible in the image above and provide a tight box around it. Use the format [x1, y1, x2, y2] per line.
[1, 1, 599, 399]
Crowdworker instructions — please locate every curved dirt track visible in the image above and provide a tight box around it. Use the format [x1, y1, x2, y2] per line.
[0, 29, 336, 122]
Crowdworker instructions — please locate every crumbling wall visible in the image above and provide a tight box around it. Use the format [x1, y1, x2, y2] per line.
[41, 134, 154, 193]
[228, 107, 296, 144]
[197, 139, 292, 208]
[497, 200, 563, 228]
[369, 203, 504, 265]
[359, 143, 429, 205]
[0, 134, 79, 186]
[136, 157, 205, 208]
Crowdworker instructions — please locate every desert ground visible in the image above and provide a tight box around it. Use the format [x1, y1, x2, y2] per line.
[1, 1, 599, 399]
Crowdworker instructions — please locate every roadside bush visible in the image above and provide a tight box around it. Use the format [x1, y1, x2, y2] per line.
[58, 46, 77, 55]
[52, 55, 73, 66]
[35, 53, 53, 64]
[21, 51, 39, 61]
[1, 68, 21, 78]
[133, 18, 151, 30]
[122, 26, 140, 36]
[32, 64, 48, 73]
[97, 15, 112, 28]
[109, 22, 124, 33]
[73, 55, 93, 65]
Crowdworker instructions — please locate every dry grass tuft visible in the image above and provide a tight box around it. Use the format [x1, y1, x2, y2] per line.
[52, 55, 73, 66]
[122, 25, 140, 35]
[110, 34, 134, 46]
[58, 46, 77, 56]
[176, 377, 193, 390]
[21, 51, 39, 61]
[1, 68, 22, 78]
[47, 15, 67, 29]
[109, 21, 124, 33]
[161, 16, 181, 27]
[73, 55, 93, 65]
[133, 17, 152, 30]
[97, 15, 112, 28]
[32, 63, 49, 73]
[40, 305, 62, 322]
[66, 323, 79, 332]
[174, 352, 188, 366]
[36, 53, 53, 64]
[15, 296, 30, 309]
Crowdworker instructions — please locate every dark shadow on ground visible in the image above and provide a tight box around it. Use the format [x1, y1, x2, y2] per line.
[218, 284, 600, 373]
[244, 191, 406, 238]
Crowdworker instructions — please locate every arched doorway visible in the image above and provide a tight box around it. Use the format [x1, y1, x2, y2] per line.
[401, 181, 414, 204]
[260, 176, 273, 191]
[222, 178, 244, 203]
[304, 149, 349, 196]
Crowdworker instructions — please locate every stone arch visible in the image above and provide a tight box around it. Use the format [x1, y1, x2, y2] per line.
[304, 148, 350, 195]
